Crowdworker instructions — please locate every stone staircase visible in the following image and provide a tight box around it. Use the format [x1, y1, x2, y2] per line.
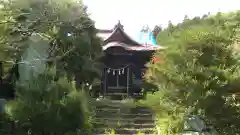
[92, 99, 157, 135]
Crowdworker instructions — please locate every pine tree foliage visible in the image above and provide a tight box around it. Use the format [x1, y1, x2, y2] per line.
[144, 11, 240, 135]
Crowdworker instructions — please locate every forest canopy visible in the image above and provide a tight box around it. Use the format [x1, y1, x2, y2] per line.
[144, 11, 240, 134]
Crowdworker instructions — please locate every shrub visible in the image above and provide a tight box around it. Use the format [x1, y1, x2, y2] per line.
[3, 68, 94, 135]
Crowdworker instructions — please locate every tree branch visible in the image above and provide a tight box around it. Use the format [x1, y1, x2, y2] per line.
[2, 46, 76, 65]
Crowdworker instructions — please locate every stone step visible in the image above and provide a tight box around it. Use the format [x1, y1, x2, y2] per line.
[105, 93, 128, 96]
[93, 128, 155, 134]
[93, 133, 157, 135]
[96, 107, 121, 111]
[95, 108, 121, 114]
[94, 117, 154, 121]
[95, 114, 153, 118]
[95, 105, 151, 110]
[95, 111, 152, 117]
[96, 107, 152, 114]
[94, 118, 155, 124]
[93, 120, 155, 126]
[94, 99, 134, 106]
[95, 105, 133, 109]
[93, 122, 155, 129]
[95, 113, 153, 119]
[94, 134, 155, 135]
[107, 88, 127, 92]
[93, 100, 156, 135]
[130, 108, 153, 114]
[96, 105, 123, 110]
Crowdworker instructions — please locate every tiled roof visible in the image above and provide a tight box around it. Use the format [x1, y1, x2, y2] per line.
[102, 42, 164, 51]
[97, 21, 164, 51]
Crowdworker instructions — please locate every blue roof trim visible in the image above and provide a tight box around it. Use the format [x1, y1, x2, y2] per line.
[137, 31, 157, 46]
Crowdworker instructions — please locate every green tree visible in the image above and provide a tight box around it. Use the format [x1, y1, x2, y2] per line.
[0, 0, 102, 84]
[152, 25, 162, 39]
[183, 15, 189, 21]
[144, 11, 240, 135]
[0, 1, 100, 134]
[167, 20, 174, 33]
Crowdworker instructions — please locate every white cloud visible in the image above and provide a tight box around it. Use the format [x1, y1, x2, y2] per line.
[83, 0, 240, 37]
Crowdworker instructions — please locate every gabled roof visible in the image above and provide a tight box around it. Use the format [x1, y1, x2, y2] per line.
[97, 21, 164, 51]
[102, 21, 141, 46]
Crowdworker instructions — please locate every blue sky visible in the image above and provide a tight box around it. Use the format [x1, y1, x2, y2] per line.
[82, 0, 239, 38]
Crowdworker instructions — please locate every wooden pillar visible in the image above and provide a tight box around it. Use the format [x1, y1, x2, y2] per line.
[102, 68, 105, 97]
[103, 68, 107, 98]
[0, 62, 2, 84]
[126, 67, 129, 98]
[129, 65, 133, 97]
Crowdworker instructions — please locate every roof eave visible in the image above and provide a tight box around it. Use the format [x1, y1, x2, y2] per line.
[104, 25, 141, 45]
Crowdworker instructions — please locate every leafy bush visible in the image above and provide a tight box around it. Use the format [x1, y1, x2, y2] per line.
[143, 12, 240, 135]
[3, 68, 94, 135]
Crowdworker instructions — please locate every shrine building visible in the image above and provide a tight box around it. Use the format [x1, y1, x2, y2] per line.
[97, 21, 163, 98]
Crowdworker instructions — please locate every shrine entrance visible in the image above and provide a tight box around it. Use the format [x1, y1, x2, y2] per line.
[102, 65, 132, 97]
